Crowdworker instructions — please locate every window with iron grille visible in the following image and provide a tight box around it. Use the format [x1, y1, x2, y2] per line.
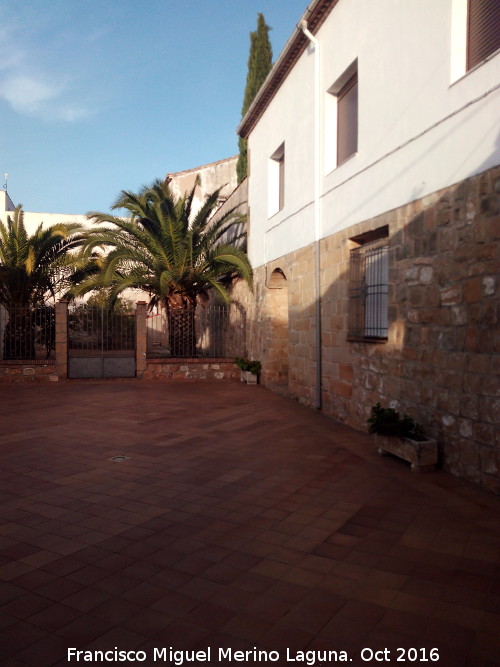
[467, 0, 500, 70]
[348, 233, 389, 341]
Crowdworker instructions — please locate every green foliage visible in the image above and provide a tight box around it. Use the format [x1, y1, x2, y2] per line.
[235, 357, 261, 374]
[71, 178, 252, 311]
[86, 292, 134, 314]
[237, 136, 249, 185]
[368, 402, 425, 439]
[237, 13, 273, 183]
[0, 204, 84, 309]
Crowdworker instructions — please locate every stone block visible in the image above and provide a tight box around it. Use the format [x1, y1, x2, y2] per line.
[483, 276, 496, 297]
[479, 395, 500, 425]
[476, 216, 500, 242]
[339, 363, 353, 382]
[480, 195, 499, 216]
[440, 286, 461, 306]
[330, 380, 352, 398]
[457, 439, 480, 468]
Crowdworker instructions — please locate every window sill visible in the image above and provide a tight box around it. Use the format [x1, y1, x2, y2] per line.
[347, 336, 388, 344]
[450, 47, 500, 87]
[325, 151, 358, 177]
[268, 207, 284, 221]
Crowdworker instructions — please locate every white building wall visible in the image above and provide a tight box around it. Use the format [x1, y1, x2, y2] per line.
[247, 0, 500, 267]
[22, 212, 88, 236]
[248, 53, 316, 263]
[166, 156, 238, 220]
[0, 194, 87, 236]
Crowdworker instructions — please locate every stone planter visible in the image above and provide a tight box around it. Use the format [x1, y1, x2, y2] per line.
[240, 370, 258, 384]
[375, 434, 438, 472]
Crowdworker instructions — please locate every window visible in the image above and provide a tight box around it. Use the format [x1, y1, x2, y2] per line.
[337, 73, 358, 165]
[325, 61, 358, 173]
[348, 228, 389, 340]
[467, 0, 500, 70]
[451, 0, 500, 80]
[268, 143, 285, 217]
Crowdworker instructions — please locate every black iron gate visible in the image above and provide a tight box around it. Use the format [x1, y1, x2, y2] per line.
[68, 306, 136, 379]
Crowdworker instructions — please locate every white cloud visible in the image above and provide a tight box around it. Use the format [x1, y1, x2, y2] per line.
[1, 75, 61, 114]
[0, 24, 95, 122]
[57, 104, 92, 122]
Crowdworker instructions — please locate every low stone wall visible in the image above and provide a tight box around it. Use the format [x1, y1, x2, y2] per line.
[0, 362, 59, 382]
[142, 358, 240, 381]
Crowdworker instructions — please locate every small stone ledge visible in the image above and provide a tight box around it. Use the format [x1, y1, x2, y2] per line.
[143, 358, 240, 381]
[0, 361, 57, 382]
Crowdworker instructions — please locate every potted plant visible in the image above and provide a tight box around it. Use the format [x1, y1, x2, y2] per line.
[235, 357, 261, 384]
[368, 403, 437, 472]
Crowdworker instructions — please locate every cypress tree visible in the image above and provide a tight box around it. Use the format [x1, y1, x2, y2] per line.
[237, 13, 273, 183]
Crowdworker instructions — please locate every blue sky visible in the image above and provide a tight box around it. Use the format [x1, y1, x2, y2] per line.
[1, 0, 307, 215]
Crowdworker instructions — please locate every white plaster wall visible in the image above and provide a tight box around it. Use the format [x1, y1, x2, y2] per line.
[0, 194, 88, 237]
[248, 51, 316, 264]
[22, 212, 88, 236]
[247, 0, 500, 267]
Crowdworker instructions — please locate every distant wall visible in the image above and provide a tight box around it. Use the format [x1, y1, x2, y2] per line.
[166, 156, 238, 219]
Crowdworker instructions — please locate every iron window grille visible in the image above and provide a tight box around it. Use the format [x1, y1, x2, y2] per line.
[348, 237, 389, 341]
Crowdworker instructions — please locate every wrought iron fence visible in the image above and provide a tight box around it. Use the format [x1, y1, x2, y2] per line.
[147, 304, 246, 358]
[68, 305, 135, 353]
[0, 306, 56, 361]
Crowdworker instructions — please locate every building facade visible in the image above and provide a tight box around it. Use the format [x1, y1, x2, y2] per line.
[166, 155, 238, 219]
[236, 0, 500, 491]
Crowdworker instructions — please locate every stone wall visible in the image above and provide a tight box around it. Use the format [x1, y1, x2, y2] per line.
[0, 362, 58, 382]
[143, 358, 240, 382]
[234, 166, 499, 492]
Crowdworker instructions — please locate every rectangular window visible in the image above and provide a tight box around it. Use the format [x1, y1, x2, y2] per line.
[325, 62, 358, 173]
[348, 229, 389, 340]
[268, 143, 285, 217]
[337, 73, 358, 165]
[467, 0, 500, 70]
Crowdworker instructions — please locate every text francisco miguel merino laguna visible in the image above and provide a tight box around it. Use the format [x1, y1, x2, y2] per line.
[67, 647, 354, 664]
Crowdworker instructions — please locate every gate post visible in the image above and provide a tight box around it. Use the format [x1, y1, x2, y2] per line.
[55, 299, 69, 379]
[136, 301, 147, 379]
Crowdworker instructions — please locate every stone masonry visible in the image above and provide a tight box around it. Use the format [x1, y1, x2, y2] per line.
[232, 166, 499, 493]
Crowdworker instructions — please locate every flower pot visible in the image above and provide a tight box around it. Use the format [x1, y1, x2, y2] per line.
[375, 434, 438, 472]
[240, 370, 258, 384]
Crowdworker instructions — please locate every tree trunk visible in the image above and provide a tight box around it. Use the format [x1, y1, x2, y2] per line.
[167, 302, 196, 357]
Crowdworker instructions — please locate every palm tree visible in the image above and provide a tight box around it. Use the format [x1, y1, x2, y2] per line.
[0, 205, 84, 359]
[72, 178, 252, 356]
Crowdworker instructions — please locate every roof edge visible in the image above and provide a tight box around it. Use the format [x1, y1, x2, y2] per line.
[237, 0, 339, 139]
[166, 154, 238, 180]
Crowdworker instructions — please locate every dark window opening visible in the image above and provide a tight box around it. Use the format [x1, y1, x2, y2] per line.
[467, 0, 500, 70]
[337, 73, 358, 165]
[348, 233, 389, 341]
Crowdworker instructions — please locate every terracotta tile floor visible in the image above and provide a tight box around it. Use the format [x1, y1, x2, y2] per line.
[0, 380, 499, 666]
